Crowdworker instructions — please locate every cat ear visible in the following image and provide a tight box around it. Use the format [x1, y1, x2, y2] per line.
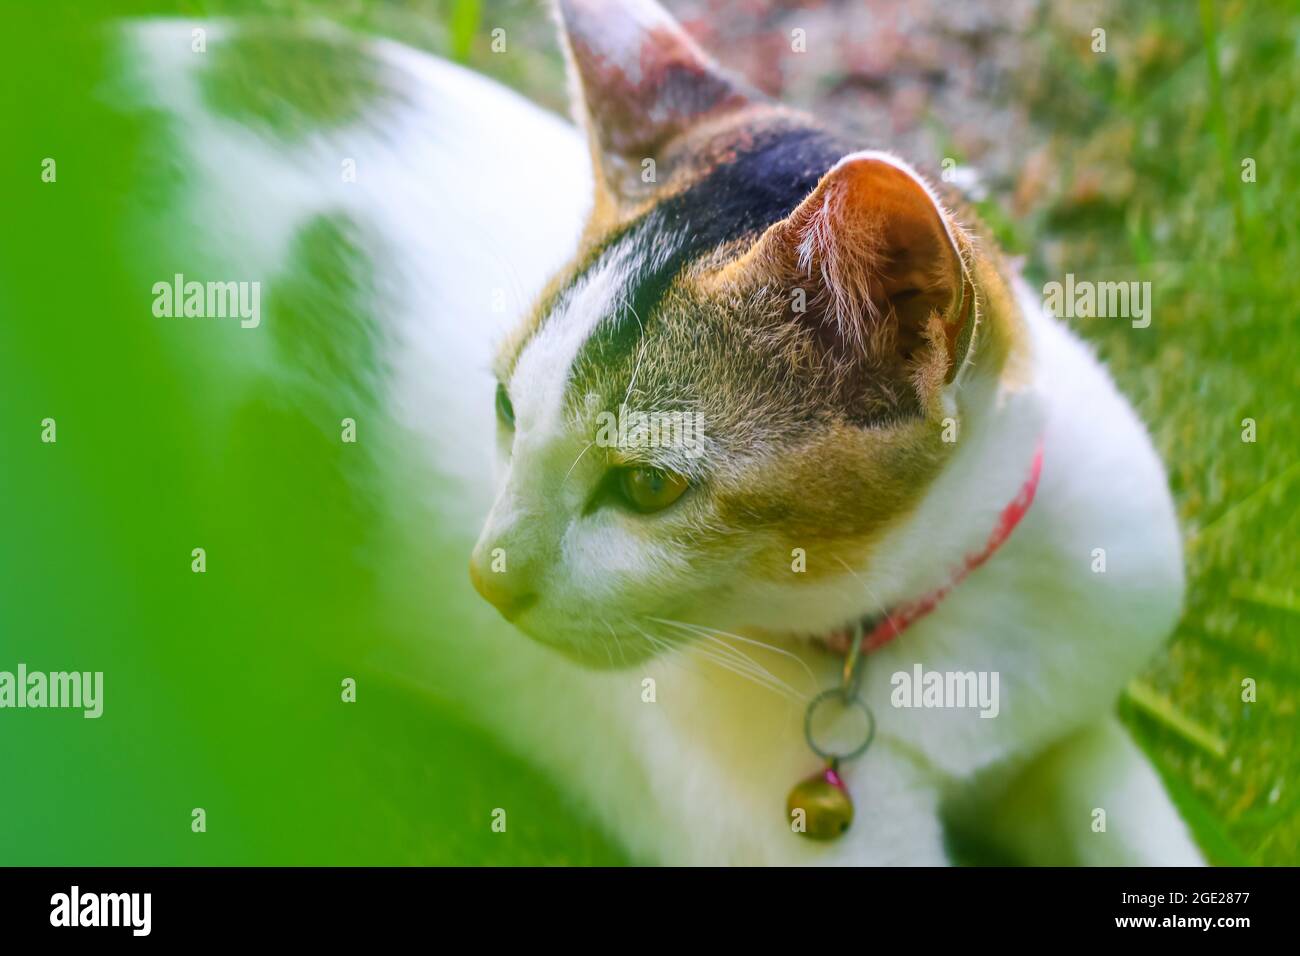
[740, 151, 976, 385]
[555, 0, 754, 200]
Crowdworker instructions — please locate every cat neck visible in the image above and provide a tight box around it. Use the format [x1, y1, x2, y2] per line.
[853, 302, 1046, 624]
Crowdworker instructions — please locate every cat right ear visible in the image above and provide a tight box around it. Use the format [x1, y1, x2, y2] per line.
[721, 150, 977, 392]
[554, 0, 754, 202]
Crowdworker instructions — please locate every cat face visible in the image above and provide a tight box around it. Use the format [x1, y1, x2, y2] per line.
[470, 0, 982, 666]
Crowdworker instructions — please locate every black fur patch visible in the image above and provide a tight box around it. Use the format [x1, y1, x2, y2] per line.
[566, 124, 853, 391]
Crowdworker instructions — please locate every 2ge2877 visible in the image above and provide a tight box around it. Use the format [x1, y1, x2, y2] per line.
[1192, 892, 1250, 904]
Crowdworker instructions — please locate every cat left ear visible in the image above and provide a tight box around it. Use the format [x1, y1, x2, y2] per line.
[736, 151, 976, 388]
[555, 0, 754, 200]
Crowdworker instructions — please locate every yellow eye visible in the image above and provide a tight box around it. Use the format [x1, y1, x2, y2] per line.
[619, 467, 689, 514]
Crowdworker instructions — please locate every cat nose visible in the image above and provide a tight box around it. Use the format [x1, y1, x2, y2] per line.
[469, 559, 539, 621]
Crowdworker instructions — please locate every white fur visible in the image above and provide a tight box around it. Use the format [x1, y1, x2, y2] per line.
[129, 21, 1202, 866]
[443, 62, 1202, 863]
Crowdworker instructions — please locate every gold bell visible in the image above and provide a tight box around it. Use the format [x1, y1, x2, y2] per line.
[787, 764, 853, 839]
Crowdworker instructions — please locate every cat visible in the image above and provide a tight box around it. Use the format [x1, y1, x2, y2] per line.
[465, 0, 1204, 865]
[115, 4, 1202, 865]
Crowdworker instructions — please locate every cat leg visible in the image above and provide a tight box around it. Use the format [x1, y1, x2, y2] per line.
[954, 717, 1204, 866]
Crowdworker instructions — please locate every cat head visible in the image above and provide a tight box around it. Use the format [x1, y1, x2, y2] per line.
[470, 0, 1010, 666]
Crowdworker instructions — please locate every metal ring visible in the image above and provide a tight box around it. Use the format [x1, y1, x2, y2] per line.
[804, 688, 876, 763]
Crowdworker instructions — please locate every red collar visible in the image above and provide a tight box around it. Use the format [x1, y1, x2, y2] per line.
[837, 437, 1045, 658]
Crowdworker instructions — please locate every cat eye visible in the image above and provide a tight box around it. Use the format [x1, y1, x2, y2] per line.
[618, 467, 689, 514]
[495, 382, 515, 428]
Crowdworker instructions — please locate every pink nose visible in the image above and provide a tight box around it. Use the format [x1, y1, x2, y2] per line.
[469, 560, 538, 621]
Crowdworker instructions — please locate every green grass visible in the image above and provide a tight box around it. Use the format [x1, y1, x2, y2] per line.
[1016, 0, 1300, 864]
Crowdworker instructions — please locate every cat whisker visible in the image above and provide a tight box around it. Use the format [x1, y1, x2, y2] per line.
[830, 553, 897, 631]
[629, 623, 666, 656]
[626, 622, 715, 685]
[599, 622, 616, 669]
[621, 297, 648, 405]
[695, 650, 805, 705]
[564, 439, 597, 483]
[642, 621, 791, 698]
[652, 616, 819, 688]
[653, 618, 796, 694]
[650, 618, 807, 703]
[608, 620, 701, 684]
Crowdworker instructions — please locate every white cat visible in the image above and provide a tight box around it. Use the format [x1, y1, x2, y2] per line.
[124, 3, 1202, 865]
[464, 0, 1204, 866]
